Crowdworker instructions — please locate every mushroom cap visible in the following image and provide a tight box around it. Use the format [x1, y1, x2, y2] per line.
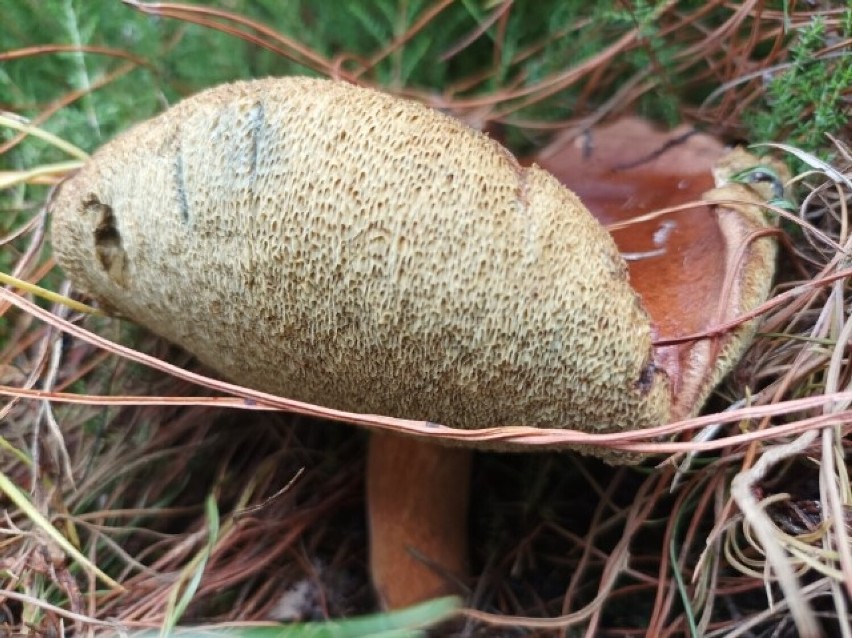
[50, 77, 672, 444]
[535, 119, 782, 424]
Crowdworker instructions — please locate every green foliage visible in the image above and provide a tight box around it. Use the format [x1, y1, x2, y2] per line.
[746, 10, 852, 167]
[0, 0, 629, 233]
[0, 1, 714, 155]
[4, 0, 845, 178]
[131, 596, 460, 638]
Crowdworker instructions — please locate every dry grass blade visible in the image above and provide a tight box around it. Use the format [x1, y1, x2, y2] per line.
[730, 431, 822, 637]
[0, 271, 101, 315]
[121, 0, 351, 81]
[0, 472, 122, 590]
[0, 62, 137, 156]
[0, 112, 89, 161]
[0, 43, 154, 68]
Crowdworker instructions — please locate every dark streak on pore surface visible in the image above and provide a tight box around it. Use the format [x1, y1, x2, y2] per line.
[612, 129, 697, 172]
[248, 101, 264, 181]
[635, 361, 658, 395]
[174, 141, 190, 224]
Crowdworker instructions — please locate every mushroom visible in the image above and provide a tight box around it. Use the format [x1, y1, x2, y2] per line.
[48, 77, 782, 610]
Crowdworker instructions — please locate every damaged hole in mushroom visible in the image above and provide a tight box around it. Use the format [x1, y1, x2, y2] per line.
[90, 197, 129, 287]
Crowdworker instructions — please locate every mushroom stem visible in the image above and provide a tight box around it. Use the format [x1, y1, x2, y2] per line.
[367, 432, 472, 609]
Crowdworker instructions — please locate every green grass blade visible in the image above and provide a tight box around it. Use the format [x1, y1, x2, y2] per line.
[133, 596, 460, 638]
[160, 494, 221, 636]
[0, 470, 122, 590]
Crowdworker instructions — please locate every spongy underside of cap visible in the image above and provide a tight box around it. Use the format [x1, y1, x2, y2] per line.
[50, 77, 674, 441]
[537, 120, 778, 422]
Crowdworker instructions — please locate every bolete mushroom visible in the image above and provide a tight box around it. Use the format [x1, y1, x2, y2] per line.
[48, 77, 782, 610]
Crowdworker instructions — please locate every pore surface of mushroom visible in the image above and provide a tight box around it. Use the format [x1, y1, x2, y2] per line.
[50, 77, 671, 437]
[49, 77, 781, 610]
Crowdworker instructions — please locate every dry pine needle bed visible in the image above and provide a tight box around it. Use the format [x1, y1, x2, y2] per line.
[0, 2, 850, 637]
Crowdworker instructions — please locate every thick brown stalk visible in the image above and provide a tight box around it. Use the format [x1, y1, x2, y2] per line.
[367, 433, 471, 609]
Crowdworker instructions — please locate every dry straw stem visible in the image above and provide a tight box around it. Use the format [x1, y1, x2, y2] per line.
[121, 0, 359, 82]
